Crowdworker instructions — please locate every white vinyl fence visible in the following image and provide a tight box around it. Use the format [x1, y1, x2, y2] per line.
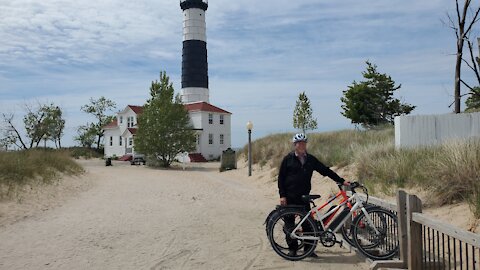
[394, 112, 480, 149]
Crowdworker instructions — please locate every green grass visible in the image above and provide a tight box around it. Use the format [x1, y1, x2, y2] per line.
[241, 128, 480, 217]
[0, 149, 84, 199]
[242, 128, 394, 171]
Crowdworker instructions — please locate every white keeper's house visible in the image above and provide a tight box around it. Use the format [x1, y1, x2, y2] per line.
[103, 102, 232, 161]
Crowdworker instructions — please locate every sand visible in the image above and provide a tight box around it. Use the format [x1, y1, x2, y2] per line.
[0, 159, 369, 270]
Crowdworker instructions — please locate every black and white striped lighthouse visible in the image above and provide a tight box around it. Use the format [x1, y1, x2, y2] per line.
[180, 0, 209, 103]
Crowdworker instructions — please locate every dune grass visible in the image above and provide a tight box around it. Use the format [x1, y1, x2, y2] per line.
[0, 149, 84, 199]
[241, 128, 480, 217]
[242, 128, 394, 171]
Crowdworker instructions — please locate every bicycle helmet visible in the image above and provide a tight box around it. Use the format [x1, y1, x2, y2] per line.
[292, 133, 307, 143]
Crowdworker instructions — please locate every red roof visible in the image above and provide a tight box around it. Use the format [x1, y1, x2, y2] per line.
[103, 119, 118, 129]
[184, 102, 231, 114]
[128, 105, 143, 114]
[127, 128, 137, 135]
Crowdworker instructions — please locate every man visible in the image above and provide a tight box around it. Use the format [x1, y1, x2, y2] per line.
[278, 133, 349, 257]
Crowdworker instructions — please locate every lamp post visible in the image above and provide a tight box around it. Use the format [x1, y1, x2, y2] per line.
[43, 134, 48, 149]
[246, 121, 253, 176]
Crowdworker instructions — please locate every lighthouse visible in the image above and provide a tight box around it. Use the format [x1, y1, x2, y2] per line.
[178, 0, 232, 161]
[180, 0, 209, 103]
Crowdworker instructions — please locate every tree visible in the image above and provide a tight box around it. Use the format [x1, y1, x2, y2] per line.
[293, 91, 318, 134]
[466, 87, 480, 112]
[23, 103, 65, 148]
[135, 71, 196, 168]
[341, 61, 416, 128]
[80, 97, 116, 149]
[1, 103, 65, 149]
[445, 0, 480, 113]
[74, 123, 97, 148]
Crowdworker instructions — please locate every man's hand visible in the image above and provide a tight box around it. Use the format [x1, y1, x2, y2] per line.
[343, 180, 351, 186]
[280, 197, 287, 206]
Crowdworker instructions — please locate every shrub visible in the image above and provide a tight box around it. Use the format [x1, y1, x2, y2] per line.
[66, 147, 103, 159]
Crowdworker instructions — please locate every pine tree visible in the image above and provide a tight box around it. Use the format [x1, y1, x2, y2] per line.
[135, 71, 196, 167]
[465, 87, 480, 112]
[293, 91, 318, 134]
[340, 61, 415, 128]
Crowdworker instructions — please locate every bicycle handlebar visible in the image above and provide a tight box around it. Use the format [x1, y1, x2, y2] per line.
[338, 181, 369, 203]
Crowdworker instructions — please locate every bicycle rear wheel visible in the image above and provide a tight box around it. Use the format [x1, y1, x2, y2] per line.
[267, 208, 319, 261]
[352, 208, 399, 260]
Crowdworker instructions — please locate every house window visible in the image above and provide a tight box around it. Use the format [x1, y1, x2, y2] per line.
[209, 133, 213, 145]
[220, 134, 224, 145]
[220, 115, 224, 125]
[208, 113, 213, 124]
[119, 136, 122, 146]
[109, 136, 113, 146]
[127, 116, 135, 128]
[119, 116, 123, 124]
[129, 137, 133, 146]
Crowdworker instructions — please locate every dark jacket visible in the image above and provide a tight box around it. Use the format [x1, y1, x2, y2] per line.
[278, 151, 344, 199]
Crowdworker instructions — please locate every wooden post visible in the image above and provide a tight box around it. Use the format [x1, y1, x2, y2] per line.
[397, 190, 408, 268]
[407, 194, 423, 270]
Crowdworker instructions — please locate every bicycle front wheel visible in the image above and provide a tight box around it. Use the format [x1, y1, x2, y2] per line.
[352, 208, 399, 260]
[341, 205, 381, 247]
[267, 208, 319, 261]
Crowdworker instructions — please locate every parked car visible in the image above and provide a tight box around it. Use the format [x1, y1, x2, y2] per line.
[130, 154, 146, 165]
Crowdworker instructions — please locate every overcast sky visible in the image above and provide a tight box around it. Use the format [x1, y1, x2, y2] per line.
[0, 0, 478, 148]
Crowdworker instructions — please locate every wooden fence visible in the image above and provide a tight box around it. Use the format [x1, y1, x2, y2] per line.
[358, 190, 480, 270]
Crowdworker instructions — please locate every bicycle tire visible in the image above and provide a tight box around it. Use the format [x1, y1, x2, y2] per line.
[352, 208, 399, 260]
[267, 208, 319, 261]
[340, 205, 381, 247]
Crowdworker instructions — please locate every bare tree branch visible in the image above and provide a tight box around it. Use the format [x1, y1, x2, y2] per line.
[456, 0, 462, 27]
[460, 78, 474, 91]
[2, 113, 27, 149]
[461, 57, 476, 71]
[466, 39, 480, 85]
[464, 5, 480, 36]
[447, 12, 460, 39]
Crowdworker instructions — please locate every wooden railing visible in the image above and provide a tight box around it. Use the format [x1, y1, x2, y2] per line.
[362, 190, 480, 270]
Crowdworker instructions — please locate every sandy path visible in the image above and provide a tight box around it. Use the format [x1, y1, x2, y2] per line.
[0, 160, 368, 270]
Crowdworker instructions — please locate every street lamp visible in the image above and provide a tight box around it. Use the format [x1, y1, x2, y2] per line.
[246, 121, 253, 176]
[43, 134, 48, 149]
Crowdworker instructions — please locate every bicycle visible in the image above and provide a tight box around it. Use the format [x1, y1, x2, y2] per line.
[266, 182, 398, 261]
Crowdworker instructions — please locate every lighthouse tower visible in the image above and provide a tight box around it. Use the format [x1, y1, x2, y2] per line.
[179, 0, 232, 161]
[180, 0, 209, 103]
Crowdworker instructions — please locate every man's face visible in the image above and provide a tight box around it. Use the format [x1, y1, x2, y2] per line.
[294, 141, 307, 154]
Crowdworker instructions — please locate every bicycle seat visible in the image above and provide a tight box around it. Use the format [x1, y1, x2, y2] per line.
[301, 194, 321, 203]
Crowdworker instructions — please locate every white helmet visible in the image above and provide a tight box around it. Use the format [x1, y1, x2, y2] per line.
[292, 133, 307, 143]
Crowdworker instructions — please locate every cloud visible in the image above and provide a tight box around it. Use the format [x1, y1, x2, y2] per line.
[0, 0, 474, 148]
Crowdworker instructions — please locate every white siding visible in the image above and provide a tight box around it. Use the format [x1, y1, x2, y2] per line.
[196, 111, 231, 160]
[103, 129, 125, 157]
[395, 112, 480, 148]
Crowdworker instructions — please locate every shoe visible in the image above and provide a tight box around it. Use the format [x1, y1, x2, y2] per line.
[288, 250, 297, 257]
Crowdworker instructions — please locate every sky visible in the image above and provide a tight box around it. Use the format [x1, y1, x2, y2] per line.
[0, 0, 479, 148]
